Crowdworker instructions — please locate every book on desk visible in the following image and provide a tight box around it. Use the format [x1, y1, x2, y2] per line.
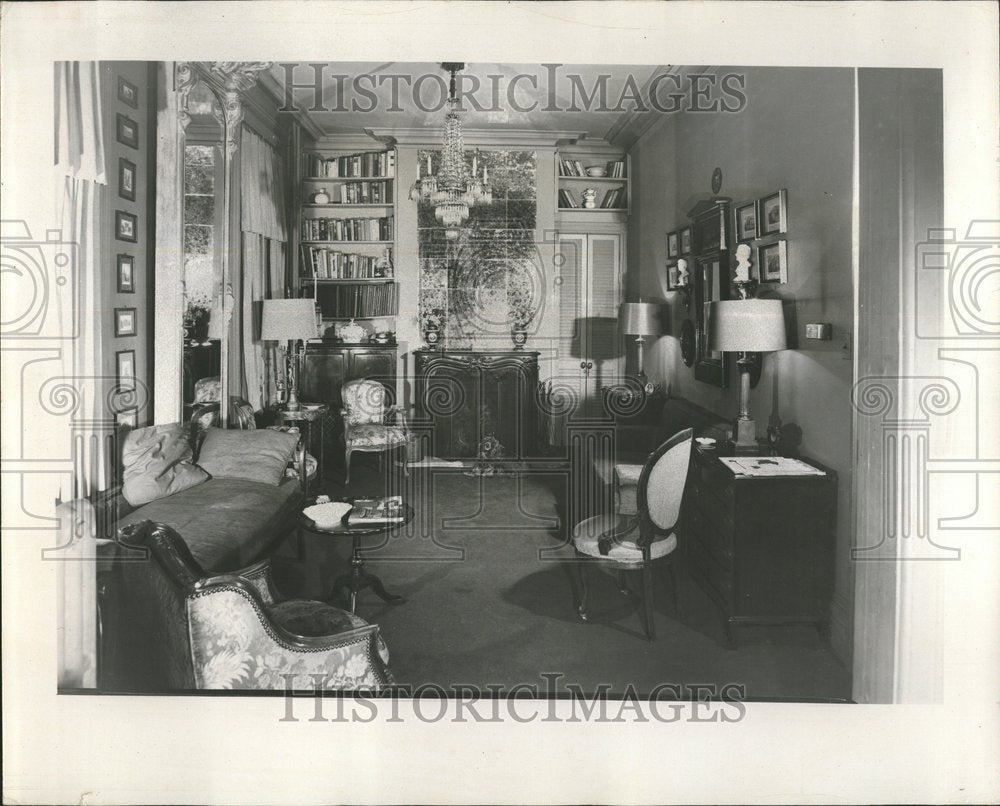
[347, 496, 404, 525]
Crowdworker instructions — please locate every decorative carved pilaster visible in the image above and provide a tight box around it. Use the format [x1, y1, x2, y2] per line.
[175, 61, 196, 132]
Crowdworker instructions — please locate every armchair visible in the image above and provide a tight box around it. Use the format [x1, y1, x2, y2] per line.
[117, 520, 392, 690]
[341, 378, 409, 485]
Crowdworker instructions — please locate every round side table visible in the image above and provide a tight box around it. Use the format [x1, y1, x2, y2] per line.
[272, 403, 329, 484]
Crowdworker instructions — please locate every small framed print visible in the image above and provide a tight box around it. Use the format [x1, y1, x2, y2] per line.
[117, 253, 135, 293]
[679, 226, 692, 255]
[735, 201, 759, 241]
[760, 189, 787, 235]
[115, 210, 137, 242]
[116, 113, 139, 149]
[118, 158, 136, 201]
[116, 349, 136, 391]
[666, 261, 680, 290]
[117, 77, 139, 109]
[667, 231, 680, 258]
[758, 239, 788, 283]
[115, 307, 137, 337]
[117, 408, 138, 428]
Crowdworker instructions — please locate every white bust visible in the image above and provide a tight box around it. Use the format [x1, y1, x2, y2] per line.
[734, 243, 752, 283]
[676, 258, 689, 286]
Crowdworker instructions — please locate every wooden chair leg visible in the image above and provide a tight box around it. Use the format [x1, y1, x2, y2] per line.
[641, 560, 656, 641]
[575, 559, 590, 622]
[344, 449, 352, 485]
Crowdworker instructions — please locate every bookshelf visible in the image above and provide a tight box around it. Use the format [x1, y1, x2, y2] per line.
[555, 148, 630, 223]
[295, 143, 399, 322]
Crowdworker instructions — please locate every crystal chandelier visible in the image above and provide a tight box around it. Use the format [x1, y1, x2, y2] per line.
[410, 62, 492, 240]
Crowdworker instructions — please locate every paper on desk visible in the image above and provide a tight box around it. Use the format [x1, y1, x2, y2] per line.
[719, 457, 826, 476]
[303, 501, 353, 530]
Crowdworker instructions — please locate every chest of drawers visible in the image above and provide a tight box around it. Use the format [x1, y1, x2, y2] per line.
[683, 447, 837, 647]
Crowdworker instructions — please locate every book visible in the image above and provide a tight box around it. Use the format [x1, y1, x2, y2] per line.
[347, 496, 405, 525]
[719, 457, 826, 477]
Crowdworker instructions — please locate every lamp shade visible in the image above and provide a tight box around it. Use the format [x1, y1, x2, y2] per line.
[260, 298, 319, 342]
[619, 302, 663, 336]
[708, 299, 787, 352]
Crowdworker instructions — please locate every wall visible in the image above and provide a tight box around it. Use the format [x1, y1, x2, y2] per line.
[628, 67, 856, 662]
[101, 62, 157, 427]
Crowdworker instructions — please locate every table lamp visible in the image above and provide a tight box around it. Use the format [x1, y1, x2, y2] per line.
[708, 299, 787, 454]
[261, 298, 319, 409]
[620, 302, 663, 384]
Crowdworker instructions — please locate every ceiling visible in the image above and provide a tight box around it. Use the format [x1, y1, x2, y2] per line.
[266, 62, 675, 146]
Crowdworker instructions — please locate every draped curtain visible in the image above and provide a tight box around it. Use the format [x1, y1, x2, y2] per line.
[54, 61, 107, 688]
[232, 125, 288, 410]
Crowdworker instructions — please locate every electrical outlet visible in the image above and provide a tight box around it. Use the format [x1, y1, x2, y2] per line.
[841, 331, 853, 360]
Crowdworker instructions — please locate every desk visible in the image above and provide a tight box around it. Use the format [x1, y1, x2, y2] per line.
[683, 446, 837, 647]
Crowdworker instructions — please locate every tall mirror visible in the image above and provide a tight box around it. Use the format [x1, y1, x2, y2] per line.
[181, 81, 225, 410]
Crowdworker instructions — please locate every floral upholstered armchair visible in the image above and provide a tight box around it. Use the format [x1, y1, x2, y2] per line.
[118, 520, 392, 690]
[341, 378, 409, 484]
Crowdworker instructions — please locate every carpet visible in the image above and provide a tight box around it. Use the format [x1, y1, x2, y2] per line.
[271, 458, 851, 700]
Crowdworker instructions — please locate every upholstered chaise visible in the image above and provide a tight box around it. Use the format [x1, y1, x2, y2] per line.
[118, 520, 392, 691]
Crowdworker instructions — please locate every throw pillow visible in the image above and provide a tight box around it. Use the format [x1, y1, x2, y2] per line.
[121, 423, 209, 507]
[197, 427, 299, 486]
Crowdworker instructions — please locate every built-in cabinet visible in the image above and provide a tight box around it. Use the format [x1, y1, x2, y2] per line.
[552, 230, 625, 421]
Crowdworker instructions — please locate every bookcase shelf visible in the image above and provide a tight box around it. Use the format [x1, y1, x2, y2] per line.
[555, 148, 630, 215]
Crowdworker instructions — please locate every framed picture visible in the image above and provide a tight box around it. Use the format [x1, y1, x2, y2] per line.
[115, 307, 136, 337]
[118, 158, 136, 201]
[117, 408, 138, 428]
[758, 239, 788, 283]
[116, 114, 139, 149]
[117, 253, 135, 293]
[735, 201, 759, 241]
[679, 227, 692, 255]
[115, 210, 137, 242]
[116, 349, 136, 391]
[117, 77, 139, 109]
[667, 231, 680, 258]
[760, 189, 787, 235]
[666, 261, 680, 290]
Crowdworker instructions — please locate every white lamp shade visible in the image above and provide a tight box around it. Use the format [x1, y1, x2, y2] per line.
[708, 299, 787, 352]
[260, 298, 319, 342]
[620, 302, 663, 336]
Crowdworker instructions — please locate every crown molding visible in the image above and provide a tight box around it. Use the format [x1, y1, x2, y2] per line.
[258, 70, 326, 141]
[371, 127, 588, 148]
[627, 65, 719, 152]
[605, 64, 676, 148]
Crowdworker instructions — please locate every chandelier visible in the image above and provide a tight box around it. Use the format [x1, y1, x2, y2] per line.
[409, 62, 492, 240]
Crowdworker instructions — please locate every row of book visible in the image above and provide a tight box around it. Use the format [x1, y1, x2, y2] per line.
[304, 151, 396, 179]
[558, 159, 627, 178]
[314, 180, 393, 205]
[302, 216, 394, 242]
[558, 187, 626, 209]
[300, 245, 393, 279]
[313, 282, 399, 319]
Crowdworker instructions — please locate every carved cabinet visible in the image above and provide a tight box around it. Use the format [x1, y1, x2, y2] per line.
[414, 349, 539, 459]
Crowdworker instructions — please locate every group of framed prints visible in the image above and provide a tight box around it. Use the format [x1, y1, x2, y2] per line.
[733, 189, 788, 284]
[114, 74, 141, 428]
[664, 225, 693, 290]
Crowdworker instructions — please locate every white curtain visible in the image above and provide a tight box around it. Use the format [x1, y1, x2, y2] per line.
[54, 61, 108, 688]
[237, 126, 288, 410]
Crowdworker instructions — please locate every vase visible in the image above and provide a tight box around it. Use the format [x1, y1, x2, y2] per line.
[424, 325, 441, 347]
[511, 327, 528, 350]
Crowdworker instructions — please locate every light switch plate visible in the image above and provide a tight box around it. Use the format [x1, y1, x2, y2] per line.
[805, 323, 832, 340]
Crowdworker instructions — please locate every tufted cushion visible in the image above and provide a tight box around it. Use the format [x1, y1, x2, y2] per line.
[121, 423, 209, 507]
[198, 427, 299, 486]
[346, 424, 407, 449]
[117, 477, 301, 571]
[573, 513, 677, 563]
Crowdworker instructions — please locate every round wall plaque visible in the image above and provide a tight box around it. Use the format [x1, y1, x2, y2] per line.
[711, 167, 723, 194]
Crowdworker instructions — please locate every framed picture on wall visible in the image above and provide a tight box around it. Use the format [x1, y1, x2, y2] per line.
[667, 231, 680, 258]
[116, 349, 136, 391]
[679, 226, 692, 255]
[735, 201, 759, 241]
[116, 114, 139, 149]
[760, 189, 787, 235]
[117, 77, 139, 109]
[665, 261, 680, 290]
[758, 239, 788, 283]
[115, 307, 136, 337]
[118, 158, 136, 202]
[115, 210, 137, 242]
[117, 253, 135, 293]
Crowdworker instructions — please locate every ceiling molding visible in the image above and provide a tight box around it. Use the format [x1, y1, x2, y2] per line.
[258, 70, 325, 141]
[627, 65, 719, 152]
[370, 127, 589, 148]
[604, 64, 676, 148]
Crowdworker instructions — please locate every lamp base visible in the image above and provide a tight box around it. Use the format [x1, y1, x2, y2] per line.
[733, 417, 759, 455]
